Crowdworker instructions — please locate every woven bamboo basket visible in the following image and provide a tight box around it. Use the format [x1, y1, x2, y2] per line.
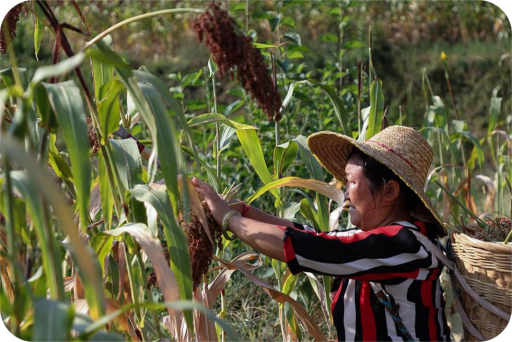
[450, 232, 512, 341]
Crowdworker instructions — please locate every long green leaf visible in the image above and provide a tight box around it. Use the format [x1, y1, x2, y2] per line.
[42, 80, 91, 231]
[292, 135, 324, 180]
[110, 138, 143, 190]
[33, 2, 45, 60]
[187, 113, 255, 130]
[91, 35, 115, 103]
[30, 54, 85, 86]
[365, 79, 384, 140]
[133, 69, 201, 168]
[237, 129, 279, 198]
[98, 78, 124, 143]
[273, 140, 298, 179]
[129, 185, 194, 328]
[247, 177, 344, 205]
[10, 171, 64, 300]
[139, 83, 181, 210]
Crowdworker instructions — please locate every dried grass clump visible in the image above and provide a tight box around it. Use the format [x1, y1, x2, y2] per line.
[192, 2, 282, 122]
[0, 3, 28, 54]
[466, 216, 511, 242]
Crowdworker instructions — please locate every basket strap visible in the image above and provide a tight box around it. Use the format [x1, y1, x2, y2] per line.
[410, 231, 511, 321]
[450, 275, 484, 341]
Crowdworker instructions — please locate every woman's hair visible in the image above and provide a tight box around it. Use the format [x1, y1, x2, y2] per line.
[347, 149, 420, 211]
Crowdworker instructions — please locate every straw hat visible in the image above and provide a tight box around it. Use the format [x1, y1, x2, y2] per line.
[308, 125, 446, 237]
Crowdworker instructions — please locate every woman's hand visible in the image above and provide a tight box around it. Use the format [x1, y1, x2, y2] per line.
[191, 177, 231, 226]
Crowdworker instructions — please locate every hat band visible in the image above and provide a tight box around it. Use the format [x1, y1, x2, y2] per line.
[366, 140, 417, 172]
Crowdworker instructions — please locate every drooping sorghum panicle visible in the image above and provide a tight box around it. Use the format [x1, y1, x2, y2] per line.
[193, 2, 282, 122]
[181, 203, 223, 289]
[0, 3, 28, 54]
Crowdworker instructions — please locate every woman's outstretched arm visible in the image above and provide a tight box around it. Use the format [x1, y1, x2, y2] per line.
[192, 177, 286, 261]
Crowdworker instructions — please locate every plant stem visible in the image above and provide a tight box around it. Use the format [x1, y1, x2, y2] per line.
[211, 74, 221, 180]
[82, 8, 204, 52]
[1, 157, 21, 335]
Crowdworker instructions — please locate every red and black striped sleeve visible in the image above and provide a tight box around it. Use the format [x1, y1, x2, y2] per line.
[283, 224, 435, 281]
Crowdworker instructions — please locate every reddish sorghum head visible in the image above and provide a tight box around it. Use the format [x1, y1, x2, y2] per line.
[193, 2, 282, 122]
[184, 204, 223, 289]
[0, 3, 27, 54]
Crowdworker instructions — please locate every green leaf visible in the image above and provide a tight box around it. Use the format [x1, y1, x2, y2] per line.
[10, 170, 64, 300]
[91, 234, 114, 277]
[133, 70, 198, 167]
[34, 85, 59, 132]
[236, 129, 279, 198]
[252, 43, 279, 49]
[319, 33, 338, 42]
[283, 31, 301, 45]
[344, 40, 366, 49]
[110, 138, 143, 190]
[247, 177, 344, 205]
[300, 198, 321, 229]
[0, 67, 28, 89]
[269, 14, 282, 31]
[33, 2, 45, 60]
[42, 80, 91, 231]
[34, 299, 74, 342]
[293, 135, 324, 180]
[365, 79, 385, 140]
[230, 2, 246, 11]
[454, 131, 485, 170]
[129, 185, 194, 328]
[281, 17, 296, 28]
[287, 51, 304, 59]
[283, 0, 308, 6]
[98, 78, 124, 143]
[31, 54, 85, 86]
[188, 113, 255, 130]
[273, 140, 298, 179]
[138, 82, 181, 210]
[90, 35, 115, 103]
[488, 96, 502, 134]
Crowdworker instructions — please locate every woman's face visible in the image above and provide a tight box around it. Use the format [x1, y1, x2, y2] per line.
[344, 155, 386, 231]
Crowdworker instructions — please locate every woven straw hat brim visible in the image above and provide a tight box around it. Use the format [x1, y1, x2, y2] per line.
[308, 131, 446, 237]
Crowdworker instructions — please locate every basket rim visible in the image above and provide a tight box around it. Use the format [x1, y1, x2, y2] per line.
[451, 232, 512, 254]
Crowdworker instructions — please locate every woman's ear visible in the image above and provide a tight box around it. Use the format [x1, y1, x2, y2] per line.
[383, 180, 401, 203]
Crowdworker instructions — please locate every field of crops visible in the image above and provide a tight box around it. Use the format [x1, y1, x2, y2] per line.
[1, 1, 511, 341]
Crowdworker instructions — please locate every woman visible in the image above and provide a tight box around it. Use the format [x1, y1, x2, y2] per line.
[192, 125, 451, 341]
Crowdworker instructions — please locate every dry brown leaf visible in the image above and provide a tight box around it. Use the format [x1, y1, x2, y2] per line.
[63, 276, 74, 293]
[73, 269, 85, 300]
[213, 256, 327, 341]
[73, 299, 139, 341]
[178, 175, 213, 245]
[105, 223, 183, 340]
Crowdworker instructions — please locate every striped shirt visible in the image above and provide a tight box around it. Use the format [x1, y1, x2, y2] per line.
[282, 220, 451, 341]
